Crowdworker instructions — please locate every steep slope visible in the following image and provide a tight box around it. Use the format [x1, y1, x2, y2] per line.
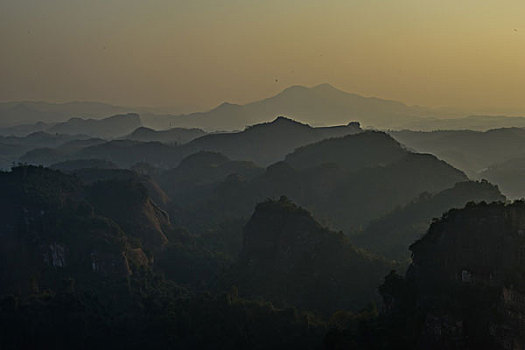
[400, 201, 525, 349]
[353, 180, 505, 260]
[74, 167, 171, 208]
[227, 197, 393, 314]
[86, 179, 170, 252]
[0, 165, 182, 295]
[0, 167, 138, 295]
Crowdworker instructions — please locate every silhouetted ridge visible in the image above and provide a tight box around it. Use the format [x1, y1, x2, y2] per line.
[48, 113, 142, 139]
[246, 116, 310, 130]
[125, 126, 206, 144]
[215, 102, 242, 110]
[180, 117, 361, 166]
[285, 131, 406, 170]
[0, 166, 156, 294]
[312, 82, 337, 90]
[158, 84, 424, 130]
[388, 201, 525, 348]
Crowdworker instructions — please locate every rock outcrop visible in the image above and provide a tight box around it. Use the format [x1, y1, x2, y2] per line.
[401, 201, 525, 349]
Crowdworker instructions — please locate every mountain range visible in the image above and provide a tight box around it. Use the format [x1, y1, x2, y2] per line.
[391, 128, 525, 177]
[5, 84, 525, 133]
[0, 101, 132, 127]
[163, 130, 468, 237]
[156, 84, 426, 131]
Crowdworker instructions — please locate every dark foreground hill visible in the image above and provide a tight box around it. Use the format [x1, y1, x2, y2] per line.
[0, 166, 146, 295]
[226, 197, 394, 314]
[0, 163, 515, 348]
[329, 201, 525, 349]
[0, 166, 359, 349]
[353, 180, 505, 260]
[0, 171, 326, 349]
[403, 201, 525, 349]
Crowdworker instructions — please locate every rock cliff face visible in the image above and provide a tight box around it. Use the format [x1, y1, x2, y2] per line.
[87, 178, 171, 251]
[0, 166, 162, 294]
[230, 196, 393, 314]
[406, 201, 525, 349]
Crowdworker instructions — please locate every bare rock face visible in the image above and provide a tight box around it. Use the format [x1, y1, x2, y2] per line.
[90, 251, 131, 277]
[0, 166, 164, 295]
[87, 178, 171, 252]
[44, 243, 66, 268]
[406, 201, 525, 349]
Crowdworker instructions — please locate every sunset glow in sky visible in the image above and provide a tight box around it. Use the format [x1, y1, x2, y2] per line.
[1, 0, 525, 113]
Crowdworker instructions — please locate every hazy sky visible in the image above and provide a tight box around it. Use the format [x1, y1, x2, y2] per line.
[1, 0, 525, 114]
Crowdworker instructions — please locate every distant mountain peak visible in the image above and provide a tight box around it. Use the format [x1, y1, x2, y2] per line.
[278, 83, 342, 96]
[312, 83, 338, 91]
[280, 85, 309, 93]
[215, 102, 242, 110]
[271, 116, 305, 125]
[152, 82, 432, 131]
